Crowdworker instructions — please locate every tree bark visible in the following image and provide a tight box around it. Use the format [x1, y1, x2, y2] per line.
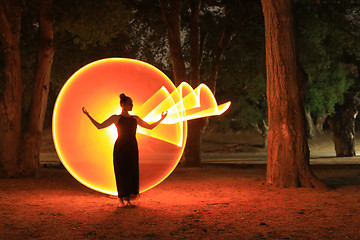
[189, 0, 201, 88]
[183, 118, 207, 167]
[0, 1, 23, 177]
[327, 101, 358, 157]
[160, 0, 205, 167]
[20, 0, 55, 176]
[208, 28, 232, 93]
[305, 110, 315, 138]
[305, 111, 328, 138]
[254, 121, 268, 149]
[182, 0, 203, 167]
[314, 112, 328, 134]
[159, 0, 187, 86]
[160, 0, 235, 167]
[261, 0, 325, 188]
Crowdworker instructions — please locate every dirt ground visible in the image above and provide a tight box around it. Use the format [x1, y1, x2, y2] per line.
[1, 129, 360, 239]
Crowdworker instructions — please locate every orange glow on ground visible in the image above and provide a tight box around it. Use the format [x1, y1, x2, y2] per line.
[53, 58, 230, 195]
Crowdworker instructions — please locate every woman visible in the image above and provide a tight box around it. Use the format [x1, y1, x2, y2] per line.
[82, 93, 167, 207]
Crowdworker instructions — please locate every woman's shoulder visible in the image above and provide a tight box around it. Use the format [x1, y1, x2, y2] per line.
[110, 114, 121, 121]
[132, 115, 141, 122]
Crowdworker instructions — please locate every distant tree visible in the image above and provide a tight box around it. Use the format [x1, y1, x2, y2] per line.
[213, 14, 268, 145]
[157, 0, 261, 166]
[261, 0, 325, 188]
[162, 0, 205, 167]
[318, 0, 360, 157]
[295, 0, 356, 138]
[328, 89, 360, 157]
[127, 0, 260, 166]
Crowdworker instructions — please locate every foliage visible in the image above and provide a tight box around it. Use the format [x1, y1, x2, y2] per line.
[296, 0, 360, 118]
[54, 0, 129, 49]
[213, 15, 267, 131]
[9, 0, 360, 132]
[211, 0, 360, 131]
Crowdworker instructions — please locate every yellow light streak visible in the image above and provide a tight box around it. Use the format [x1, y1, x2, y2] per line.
[52, 58, 230, 196]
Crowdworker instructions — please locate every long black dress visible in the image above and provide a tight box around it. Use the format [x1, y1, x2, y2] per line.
[113, 115, 139, 199]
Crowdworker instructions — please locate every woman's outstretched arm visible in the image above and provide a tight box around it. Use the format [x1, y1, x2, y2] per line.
[82, 107, 118, 129]
[134, 111, 168, 130]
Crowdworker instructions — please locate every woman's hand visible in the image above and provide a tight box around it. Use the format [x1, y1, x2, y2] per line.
[161, 110, 168, 120]
[82, 107, 89, 116]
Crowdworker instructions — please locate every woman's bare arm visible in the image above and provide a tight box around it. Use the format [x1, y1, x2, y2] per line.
[82, 107, 119, 129]
[134, 111, 167, 130]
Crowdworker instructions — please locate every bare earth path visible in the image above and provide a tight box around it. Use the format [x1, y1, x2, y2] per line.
[1, 165, 360, 239]
[1, 129, 360, 239]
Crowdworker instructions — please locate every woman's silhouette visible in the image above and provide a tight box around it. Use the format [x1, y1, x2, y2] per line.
[82, 93, 167, 207]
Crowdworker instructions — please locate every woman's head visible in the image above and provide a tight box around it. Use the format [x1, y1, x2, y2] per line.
[119, 93, 133, 111]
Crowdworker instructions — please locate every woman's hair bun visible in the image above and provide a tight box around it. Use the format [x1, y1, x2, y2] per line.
[119, 93, 127, 100]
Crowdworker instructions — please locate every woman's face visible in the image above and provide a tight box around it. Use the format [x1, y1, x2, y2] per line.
[121, 99, 133, 111]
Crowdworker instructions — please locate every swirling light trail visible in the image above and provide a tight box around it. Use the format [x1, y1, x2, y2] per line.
[52, 58, 230, 196]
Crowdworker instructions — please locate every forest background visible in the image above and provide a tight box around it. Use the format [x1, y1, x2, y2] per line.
[0, 0, 359, 178]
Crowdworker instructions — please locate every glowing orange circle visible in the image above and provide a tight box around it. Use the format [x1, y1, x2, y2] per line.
[53, 58, 187, 195]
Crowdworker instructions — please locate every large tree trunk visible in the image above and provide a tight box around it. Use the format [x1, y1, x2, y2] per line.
[20, 0, 54, 176]
[159, 0, 187, 86]
[0, 1, 23, 177]
[160, 0, 205, 167]
[160, 0, 233, 167]
[183, 0, 203, 167]
[189, 0, 201, 88]
[183, 118, 207, 167]
[261, 0, 325, 188]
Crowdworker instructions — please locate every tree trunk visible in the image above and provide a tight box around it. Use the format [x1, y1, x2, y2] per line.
[261, 0, 325, 188]
[208, 28, 232, 93]
[254, 121, 268, 149]
[20, 0, 54, 176]
[159, 0, 187, 86]
[305, 111, 328, 138]
[183, 118, 207, 167]
[189, 0, 201, 88]
[160, 1, 232, 167]
[305, 110, 315, 139]
[182, 0, 203, 167]
[314, 112, 328, 134]
[327, 103, 358, 157]
[0, 1, 23, 177]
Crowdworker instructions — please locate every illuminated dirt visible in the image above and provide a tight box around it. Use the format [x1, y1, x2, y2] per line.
[2, 130, 360, 239]
[1, 165, 360, 239]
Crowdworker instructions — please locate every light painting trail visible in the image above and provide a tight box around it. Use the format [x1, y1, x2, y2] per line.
[52, 58, 230, 195]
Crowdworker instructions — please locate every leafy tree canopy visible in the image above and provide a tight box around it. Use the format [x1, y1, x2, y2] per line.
[54, 0, 130, 49]
[295, 0, 359, 118]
